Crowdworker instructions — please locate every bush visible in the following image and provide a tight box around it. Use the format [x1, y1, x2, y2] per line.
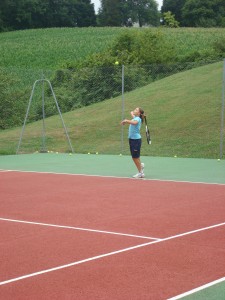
[111, 30, 176, 65]
[0, 70, 27, 129]
[213, 38, 225, 58]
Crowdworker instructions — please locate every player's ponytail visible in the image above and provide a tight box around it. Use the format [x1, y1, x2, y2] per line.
[139, 108, 145, 123]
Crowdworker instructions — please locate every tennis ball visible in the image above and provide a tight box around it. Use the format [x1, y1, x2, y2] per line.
[96, 152, 98, 155]
[115, 61, 119, 65]
[88, 152, 90, 155]
[56, 152, 58, 154]
[119, 153, 122, 156]
[217, 159, 221, 161]
[174, 155, 177, 158]
[69, 153, 72, 155]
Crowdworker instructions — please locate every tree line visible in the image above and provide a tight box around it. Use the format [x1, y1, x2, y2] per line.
[0, 0, 96, 31]
[162, 0, 225, 27]
[99, 0, 225, 28]
[0, 0, 225, 32]
[0, 0, 160, 31]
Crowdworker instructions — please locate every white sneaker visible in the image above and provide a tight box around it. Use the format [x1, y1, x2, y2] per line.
[132, 172, 145, 179]
[141, 163, 145, 173]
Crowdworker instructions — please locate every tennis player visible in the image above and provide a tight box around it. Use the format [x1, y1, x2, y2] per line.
[121, 107, 145, 178]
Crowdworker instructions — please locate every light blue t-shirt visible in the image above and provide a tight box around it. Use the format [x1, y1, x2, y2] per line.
[128, 116, 142, 139]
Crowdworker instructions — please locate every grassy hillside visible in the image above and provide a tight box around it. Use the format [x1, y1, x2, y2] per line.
[0, 27, 225, 69]
[0, 61, 223, 158]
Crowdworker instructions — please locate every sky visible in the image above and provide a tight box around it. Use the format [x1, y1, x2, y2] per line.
[91, 0, 163, 13]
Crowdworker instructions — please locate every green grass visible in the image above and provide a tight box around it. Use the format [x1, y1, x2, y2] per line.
[0, 27, 124, 69]
[0, 61, 223, 158]
[0, 27, 225, 69]
[161, 27, 225, 58]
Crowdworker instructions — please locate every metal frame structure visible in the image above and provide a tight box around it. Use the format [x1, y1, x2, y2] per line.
[17, 79, 74, 154]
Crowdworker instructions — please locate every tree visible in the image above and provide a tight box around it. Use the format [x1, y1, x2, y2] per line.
[0, 0, 7, 30]
[98, 0, 159, 27]
[0, 0, 48, 30]
[41, 0, 96, 28]
[163, 11, 179, 27]
[131, 0, 159, 27]
[44, 0, 96, 27]
[161, 0, 186, 25]
[182, 0, 225, 27]
[75, 0, 96, 27]
[98, 0, 122, 26]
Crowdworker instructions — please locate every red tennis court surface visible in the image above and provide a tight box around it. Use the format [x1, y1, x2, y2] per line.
[0, 171, 225, 299]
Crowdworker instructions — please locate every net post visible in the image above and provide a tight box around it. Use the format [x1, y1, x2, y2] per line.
[121, 64, 125, 154]
[220, 59, 225, 159]
[40, 72, 47, 153]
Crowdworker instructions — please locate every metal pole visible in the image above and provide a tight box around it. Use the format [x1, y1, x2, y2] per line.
[220, 59, 225, 159]
[16, 80, 39, 154]
[46, 80, 74, 153]
[41, 75, 47, 152]
[121, 65, 125, 154]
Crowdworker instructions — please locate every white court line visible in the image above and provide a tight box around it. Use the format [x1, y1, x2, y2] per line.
[168, 276, 225, 299]
[0, 240, 157, 286]
[0, 217, 160, 241]
[0, 221, 225, 286]
[1, 169, 225, 185]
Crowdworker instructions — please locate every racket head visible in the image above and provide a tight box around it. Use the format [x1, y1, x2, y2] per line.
[145, 125, 151, 145]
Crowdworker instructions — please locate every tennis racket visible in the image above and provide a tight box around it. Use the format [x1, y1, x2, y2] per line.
[144, 116, 151, 145]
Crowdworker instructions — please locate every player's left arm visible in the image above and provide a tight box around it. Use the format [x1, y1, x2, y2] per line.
[121, 119, 138, 125]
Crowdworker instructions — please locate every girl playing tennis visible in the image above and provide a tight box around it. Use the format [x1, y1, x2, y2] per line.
[121, 107, 145, 178]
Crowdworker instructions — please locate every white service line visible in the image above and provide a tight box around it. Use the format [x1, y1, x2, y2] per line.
[168, 276, 225, 299]
[0, 217, 161, 241]
[0, 221, 225, 286]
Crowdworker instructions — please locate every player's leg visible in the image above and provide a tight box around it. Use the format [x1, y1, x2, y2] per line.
[129, 139, 144, 178]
